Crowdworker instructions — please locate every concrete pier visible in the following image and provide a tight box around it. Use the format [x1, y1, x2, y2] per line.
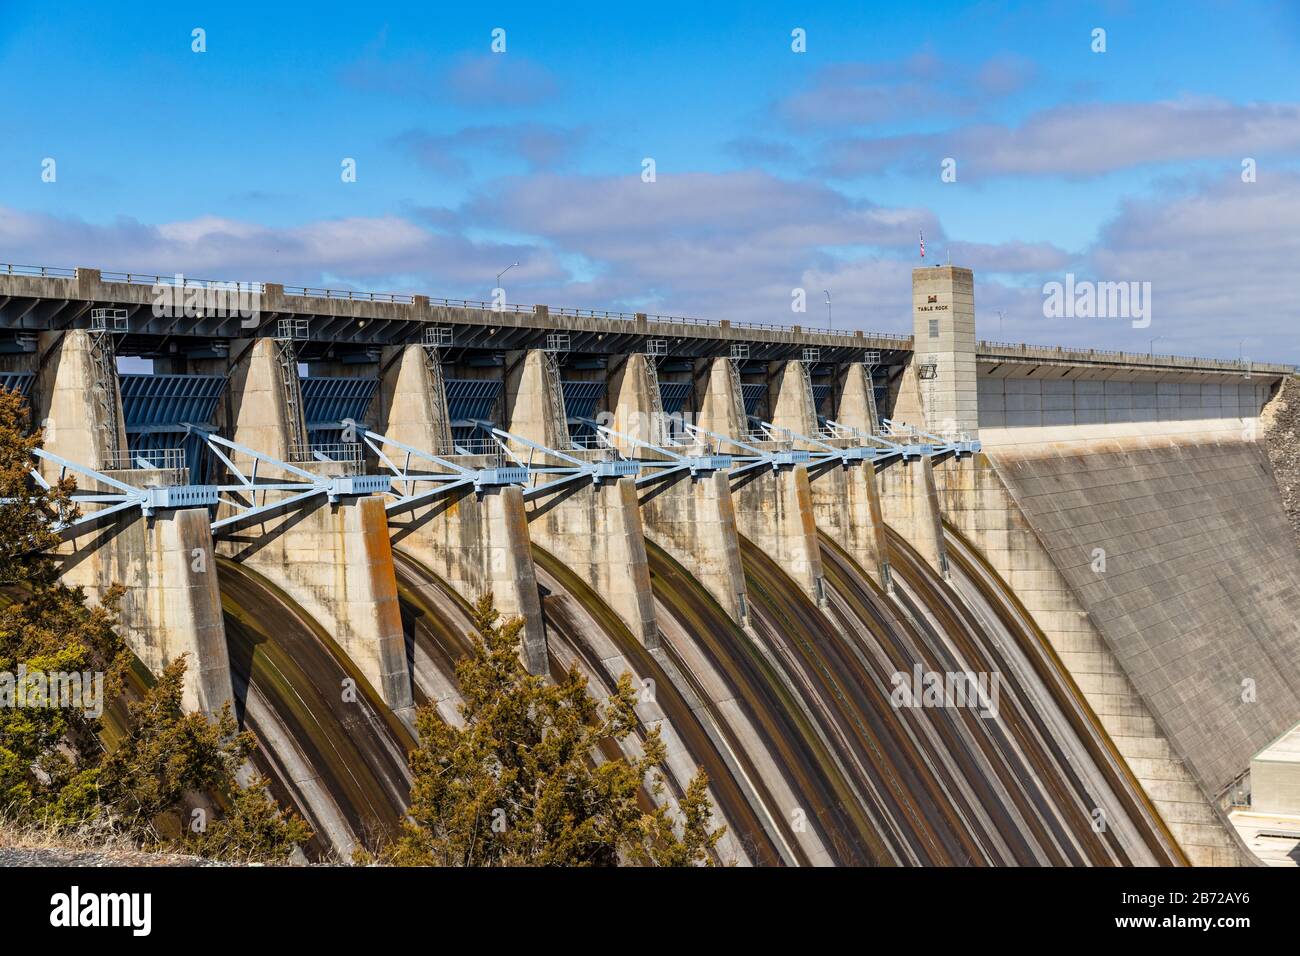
[505, 348, 659, 647]
[33, 330, 128, 474]
[808, 461, 891, 589]
[375, 344, 453, 455]
[766, 359, 890, 587]
[377, 343, 548, 673]
[607, 352, 748, 623]
[32, 330, 232, 713]
[61, 506, 233, 715]
[639, 469, 748, 623]
[220, 340, 413, 713]
[391, 485, 548, 674]
[606, 352, 662, 450]
[223, 337, 305, 462]
[696, 357, 748, 439]
[730, 465, 825, 603]
[219, 493, 414, 714]
[503, 349, 570, 453]
[526, 476, 659, 647]
[767, 360, 819, 437]
[876, 456, 949, 578]
[836, 363, 879, 434]
[697, 358, 825, 603]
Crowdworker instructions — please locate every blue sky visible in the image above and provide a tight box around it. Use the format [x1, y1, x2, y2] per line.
[1, 0, 1298, 360]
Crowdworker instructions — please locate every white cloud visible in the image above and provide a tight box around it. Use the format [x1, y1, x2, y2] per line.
[0, 207, 563, 294]
[816, 97, 1300, 179]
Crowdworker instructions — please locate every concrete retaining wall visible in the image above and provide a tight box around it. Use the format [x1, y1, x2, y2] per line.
[1251, 724, 1300, 816]
[982, 428, 1300, 801]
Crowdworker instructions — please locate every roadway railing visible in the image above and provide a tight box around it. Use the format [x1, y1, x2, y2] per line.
[551, 306, 639, 321]
[99, 271, 265, 292]
[0, 261, 916, 344]
[0, 264, 77, 278]
[427, 297, 532, 314]
[284, 286, 412, 304]
[978, 340, 1296, 374]
[101, 447, 185, 471]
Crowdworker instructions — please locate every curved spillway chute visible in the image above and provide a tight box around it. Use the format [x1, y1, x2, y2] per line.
[863, 526, 1179, 864]
[2, 577, 411, 862]
[391, 542, 783, 867]
[217, 558, 413, 861]
[642, 540, 887, 866]
[530, 544, 792, 867]
[390, 548, 477, 727]
[937, 525, 1188, 866]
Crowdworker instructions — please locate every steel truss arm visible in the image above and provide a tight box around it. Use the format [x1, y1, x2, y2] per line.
[359, 426, 525, 514]
[880, 418, 981, 459]
[21, 447, 218, 540]
[185, 424, 391, 534]
[581, 419, 732, 488]
[683, 421, 812, 481]
[490, 427, 639, 501]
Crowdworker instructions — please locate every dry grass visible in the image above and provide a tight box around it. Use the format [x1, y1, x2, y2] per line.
[0, 817, 213, 866]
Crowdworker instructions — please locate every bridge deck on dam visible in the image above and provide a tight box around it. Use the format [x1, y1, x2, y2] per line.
[1, 265, 1293, 378]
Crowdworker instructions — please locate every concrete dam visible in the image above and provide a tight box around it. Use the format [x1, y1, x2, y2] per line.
[3, 262, 1298, 866]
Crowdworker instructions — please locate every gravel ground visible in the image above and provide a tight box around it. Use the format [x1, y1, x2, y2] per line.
[0, 846, 219, 867]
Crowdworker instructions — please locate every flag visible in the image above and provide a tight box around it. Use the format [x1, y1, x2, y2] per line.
[919, 229, 925, 259]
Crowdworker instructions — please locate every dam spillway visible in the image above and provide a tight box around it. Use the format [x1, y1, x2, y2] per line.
[5, 262, 1298, 865]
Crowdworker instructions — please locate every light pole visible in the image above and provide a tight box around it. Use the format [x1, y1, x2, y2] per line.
[823, 290, 832, 330]
[1149, 335, 1162, 357]
[496, 261, 518, 293]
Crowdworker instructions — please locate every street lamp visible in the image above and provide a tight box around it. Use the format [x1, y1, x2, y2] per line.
[1149, 335, 1162, 357]
[823, 290, 832, 330]
[496, 261, 519, 292]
